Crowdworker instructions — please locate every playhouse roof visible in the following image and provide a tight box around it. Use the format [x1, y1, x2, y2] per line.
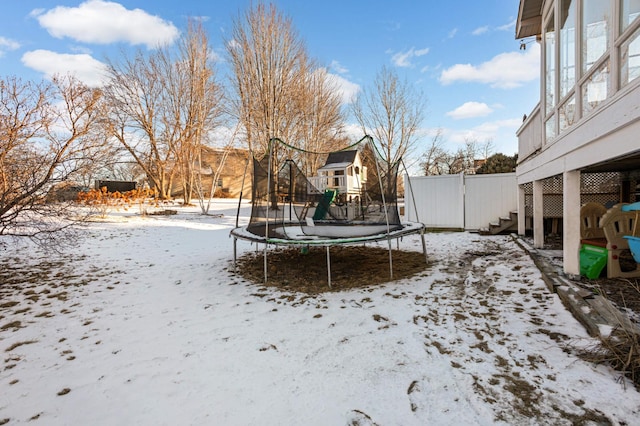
[324, 150, 358, 166]
[318, 162, 352, 172]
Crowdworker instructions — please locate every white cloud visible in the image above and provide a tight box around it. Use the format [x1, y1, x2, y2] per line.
[0, 36, 20, 57]
[21, 50, 108, 87]
[326, 73, 360, 105]
[70, 45, 93, 55]
[473, 118, 522, 133]
[446, 102, 494, 120]
[439, 43, 539, 89]
[342, 122, 365, 141]
[207, 125, 241, 148]
[330, 60, 348, 74]
[391, 47, 430, 67]
[446, 118, 523, 144]
[209, 47, 224, 63]
[472, 26, 489, 36]
[447, 28, 458, 39]
[33, 0, 179, 49]
[471, 19, 515, 36]
[497, 19, 517, 31]
[227, 38, 241, 51]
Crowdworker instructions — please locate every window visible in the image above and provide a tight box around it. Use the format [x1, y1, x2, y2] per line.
[545, 115, 557, 143]
[582, 0, 610, 73]
[583, 59, 610, 114]
[545, 12, 556, 113]
[559, 95, 576, 131]
[538, 0, 639, 141]
[621, 0, 640, 34]
[333, 170, 344, 187]
[621, 26, 640, 85]
[560, 0, 576, 97]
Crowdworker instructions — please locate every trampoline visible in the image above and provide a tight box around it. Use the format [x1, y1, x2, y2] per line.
[230, 135, 427, 287]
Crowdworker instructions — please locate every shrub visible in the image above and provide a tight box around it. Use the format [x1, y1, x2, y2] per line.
[77, 187, 160, 218]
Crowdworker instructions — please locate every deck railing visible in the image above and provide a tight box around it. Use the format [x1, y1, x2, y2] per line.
[516, 102, 542, 161]
[308, 175, 362, 193]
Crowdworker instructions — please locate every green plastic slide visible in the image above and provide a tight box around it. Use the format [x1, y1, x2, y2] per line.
[313, 189, 337, 220]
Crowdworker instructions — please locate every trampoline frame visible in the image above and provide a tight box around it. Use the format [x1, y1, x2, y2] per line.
[230, 136, 428, 288]
[230, 221, 427, 288]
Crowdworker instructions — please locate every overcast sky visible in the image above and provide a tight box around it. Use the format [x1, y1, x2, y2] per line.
[0, 0, 539, 157]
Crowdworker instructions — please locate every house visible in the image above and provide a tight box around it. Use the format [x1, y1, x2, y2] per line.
[170, 147, 251, 199]
[201, 147, 251, 198]
[515, 0, 640, 275]
[308, 150, 368, 202]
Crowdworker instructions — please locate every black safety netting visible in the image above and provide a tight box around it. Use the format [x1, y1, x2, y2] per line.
[245, 137, 402, 240]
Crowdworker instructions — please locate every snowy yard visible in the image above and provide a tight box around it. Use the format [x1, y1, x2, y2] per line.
[1, 199, 639, 425]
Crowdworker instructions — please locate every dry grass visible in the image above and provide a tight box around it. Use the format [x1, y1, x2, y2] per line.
[580, 326, 640, 390]
[576, 280, 640, 390]
[570, 267, 640, 390]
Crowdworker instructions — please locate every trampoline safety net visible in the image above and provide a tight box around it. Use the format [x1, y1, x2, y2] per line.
[246, 136, 402, 240]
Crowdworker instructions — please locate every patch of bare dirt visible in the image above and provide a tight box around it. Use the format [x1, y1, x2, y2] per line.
[233, 246, 429, 293]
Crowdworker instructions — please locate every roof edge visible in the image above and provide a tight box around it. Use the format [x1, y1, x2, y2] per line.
[515, 0, 543, 39]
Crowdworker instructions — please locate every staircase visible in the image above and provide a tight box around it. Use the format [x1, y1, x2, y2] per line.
[479, 211, 518, 235]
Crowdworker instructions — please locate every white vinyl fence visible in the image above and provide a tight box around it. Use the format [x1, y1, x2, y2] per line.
[404, 173, 517, 230]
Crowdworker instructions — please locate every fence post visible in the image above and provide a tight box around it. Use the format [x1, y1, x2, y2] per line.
[459, 172, 466, 230]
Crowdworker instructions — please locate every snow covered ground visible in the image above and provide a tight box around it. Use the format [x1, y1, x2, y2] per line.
[1, 199, 639, 425]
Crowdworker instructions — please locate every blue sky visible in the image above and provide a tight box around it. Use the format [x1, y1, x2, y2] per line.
[0, 0, 540, 158]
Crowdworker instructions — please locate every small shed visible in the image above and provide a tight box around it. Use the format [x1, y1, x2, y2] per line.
[95, 180, 137, 193]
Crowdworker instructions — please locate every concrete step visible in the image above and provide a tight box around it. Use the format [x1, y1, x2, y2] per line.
[487, 211, 518, 235]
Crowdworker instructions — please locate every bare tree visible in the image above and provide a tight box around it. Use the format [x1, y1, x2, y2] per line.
[193, 124, 240, 215]
[421, 128, 448, 175]
[102, 21, 223, 202]
[480, 138, 495, 161]
[421, 133, 496, 176]
[352, 65, 426, 169]
[293, 66, 347, 176]
[102, 51, 174, 198]
[226, 2, 309, 157]
[461, 138, 480, 174]
[166, 21, 225, 204]
[460, 137, 496, 174]
[0, 75, 102, 244]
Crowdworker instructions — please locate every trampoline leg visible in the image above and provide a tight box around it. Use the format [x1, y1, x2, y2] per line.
[387, 238, 393, 280]
[420, 231, 428, 265]
[263, 243, 268, 284]
[233, 237, 237, 272]
[326, 246, 332, 289]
